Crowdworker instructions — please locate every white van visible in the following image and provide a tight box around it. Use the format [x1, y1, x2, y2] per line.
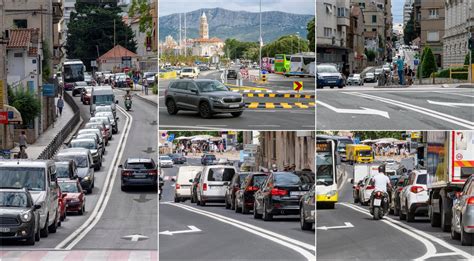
[196, 165, 237, 206]
[0, 160, 60, 237]
[174, 166, 202, 202]
[90, 86, 117, 115]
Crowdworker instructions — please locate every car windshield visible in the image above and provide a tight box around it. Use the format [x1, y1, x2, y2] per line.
[126, 162, 155, 169]
[274, 173, 302, 186]
[196, 81, 229, 92]
[70, 141, 96, 150]
[205, 155, 216, 160]
[0, 192, 29, 207]
[96, 107, 112, 112]
[0, 167, 45, 191]
[318, 66, 338, 73]
[208, 168, 235, 182]
[416, 174, 427, 184]
[55, 164, 71, 178]
[316, 152, 334, 185]
[94, 94, 114, 104]
[57, 155, 88, 168]
[160, 156, 171, 161]
[358, 150, 372, 157]
[59, 182, 79, 193]
[182, 68, 193, 72]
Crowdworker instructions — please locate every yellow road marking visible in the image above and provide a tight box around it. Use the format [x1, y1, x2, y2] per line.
[265, 102, 275, 109]
[247, 93, 254, 97]
[248, 102, 259, 109]
[258, 93, 265, 98]
[284, 94, 291, 98]
[269, 93, 276, 98]
[295, 102, 308, 109]
[281, 103, 292, 109]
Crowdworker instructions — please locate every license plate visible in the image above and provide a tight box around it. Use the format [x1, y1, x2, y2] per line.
[328, 81, 336, 83]
[0, 227, 10, 232]
[291, 191, 306, 196]
[373, 199, 381, 206]
[134, 175, 146, 178]
[229, 104, 239, 108]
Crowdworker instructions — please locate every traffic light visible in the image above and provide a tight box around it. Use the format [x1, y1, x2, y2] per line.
[469, 37, 474, 50]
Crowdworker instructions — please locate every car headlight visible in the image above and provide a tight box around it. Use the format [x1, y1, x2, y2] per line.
[20, 211, 32, 222]
[317, 75, 323, 80]
[327, 190, 337, 197]
[84, 176, 90, 181]
[209, 96, 222, 103]
[70, 198, 80, 203]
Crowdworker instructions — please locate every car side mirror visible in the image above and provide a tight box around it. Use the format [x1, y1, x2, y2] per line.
[115, 100, 119, 104]
[171, 178, 176, 182]
[116, 117, 119, 121]
[350, 178, 354, 184]
[34, 204, 42, 210]
[62, 193, 67, 198]
[189, 179, 193, 183]
[118, 164, 123, 168]
[190, 89, 198, 94]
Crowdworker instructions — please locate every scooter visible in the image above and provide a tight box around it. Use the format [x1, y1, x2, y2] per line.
[369, 190, 389, 220]
[124, 97, 132, 111]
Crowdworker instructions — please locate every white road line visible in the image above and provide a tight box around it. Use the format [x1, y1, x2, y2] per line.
[247, 125, 281, 127]
[55, 106, 133, 250]
[340, 203, 473, 260]
[427, 100, 474, 107]
[317, 100, 390, 118]
[159, 125, 230, 130]
[346, 92, 474, 129]
[163, 202, 315, 260]
[433, 91, 474, 98]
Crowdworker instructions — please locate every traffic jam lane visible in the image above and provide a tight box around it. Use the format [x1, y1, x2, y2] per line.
[159, 202, 313, 261]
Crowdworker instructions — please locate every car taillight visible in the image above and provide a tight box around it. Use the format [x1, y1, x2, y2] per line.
[410, 186, 424, 193]
[271, 188, 287, 196]
[398, 187, 404, 192]
[366, 185, 375, 190]
[202, 183, 207, 191]
[176, 184, 181, 189]
[122, 170, 133, 176]
[148, 169, 158, 176]
[246, 186, 259, 192]
[467, 197, 474, 205]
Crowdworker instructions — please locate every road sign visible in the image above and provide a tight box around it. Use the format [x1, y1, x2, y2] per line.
[91, 60, 97, 67]
[414, 59, 419, 66]
[167, 134, 175, 142]
[0, 112, 8, 125]
[42, 84, 55, 97]
[293, 81, 303, 91]
[244, 144, 258, 150]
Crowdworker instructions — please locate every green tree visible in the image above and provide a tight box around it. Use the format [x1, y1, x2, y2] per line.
[307, 18, 315, 52]
[65, 3, 137, 71]
[403, 16, 418, 45]
[365, 49, 376, 62]
[464, 52, 474, 65]
[128, 0, 153, 39]
[223, 39, 259, 60]
[42, 41, 52, 81]
[10, 88, 41, 128]
[262, 35, 309, 57]
[420, 47, 437, 78]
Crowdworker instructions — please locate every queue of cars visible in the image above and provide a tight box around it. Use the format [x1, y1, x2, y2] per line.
[171, 154, 316, 231]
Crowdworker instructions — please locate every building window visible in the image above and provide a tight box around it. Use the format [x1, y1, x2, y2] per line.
[13, 19, 27, 28]
[429, 9, 439, 19]
[324, 27, 332, 37]
[325, 4, 333, 15]
[427, 31, 439, 42]
[337, 7, 347, 17]
[14, 53, 23, 58]
[372, 15, 377, 23]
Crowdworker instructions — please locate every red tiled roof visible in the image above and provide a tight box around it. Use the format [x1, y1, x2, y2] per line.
[7, 28, 39, 49]
[28, 47, 38, 56]
[98, 45, 137, 60]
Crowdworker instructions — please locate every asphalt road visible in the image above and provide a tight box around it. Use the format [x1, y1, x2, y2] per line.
[1, 89, 158, 251]
[317, 163, 474, 260]
[159, 70, 315, 130]
[159, 157, 315, 261]
[317, 87, 474, 130]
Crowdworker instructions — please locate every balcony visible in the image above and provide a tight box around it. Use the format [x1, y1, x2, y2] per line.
[52, 0, 63, 24]
[337, 16, 350, 27]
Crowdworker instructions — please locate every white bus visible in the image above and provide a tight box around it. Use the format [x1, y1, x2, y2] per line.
[62, 60, 86, 91]
[316, 138, 338, 209]
[286, 53, 316, 77]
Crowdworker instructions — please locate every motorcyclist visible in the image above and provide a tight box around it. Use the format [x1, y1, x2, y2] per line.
[124, 90, 132, 100]
[369, 164, 392, 212]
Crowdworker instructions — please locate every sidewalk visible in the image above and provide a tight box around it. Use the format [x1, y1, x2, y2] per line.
[119, 85, 158, 105]
[12, 98, 74, 160]
[183, 150, 240, 161]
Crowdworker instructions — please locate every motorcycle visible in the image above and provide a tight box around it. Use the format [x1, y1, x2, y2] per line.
[369, 190, 389, 220]
[124, 97, 132, 111]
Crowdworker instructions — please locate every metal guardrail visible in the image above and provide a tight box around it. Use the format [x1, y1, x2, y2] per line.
[37, 92, 80, 160]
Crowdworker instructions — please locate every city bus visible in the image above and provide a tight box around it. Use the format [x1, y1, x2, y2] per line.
[316, 138, 338, 209]
[274, 54, 291, 74]
[62, 60, 86, 90]
[286, 53, 316, 77]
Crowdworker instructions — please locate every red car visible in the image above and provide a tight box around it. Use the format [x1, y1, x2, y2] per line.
[58, 180, 86, 215]
[57, 186, 67, 224]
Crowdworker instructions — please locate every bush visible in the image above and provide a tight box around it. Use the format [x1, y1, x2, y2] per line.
[10, 88, 41, 128]
[365, 50, 376, 62]
[151, 83, 158, 95]
[434, 67, 468, 80]
[464, 52, 474, 65]
[420, 47, 437, 78]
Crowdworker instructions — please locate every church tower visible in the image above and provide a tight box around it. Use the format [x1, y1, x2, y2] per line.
[199, 12, 209, 39]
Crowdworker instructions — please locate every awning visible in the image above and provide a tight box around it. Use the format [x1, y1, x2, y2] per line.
[3, 105, 23, 124]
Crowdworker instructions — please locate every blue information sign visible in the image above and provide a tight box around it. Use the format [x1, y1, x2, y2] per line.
[43, 84, 55, 97]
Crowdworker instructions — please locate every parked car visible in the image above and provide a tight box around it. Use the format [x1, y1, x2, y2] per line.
[58, 179, 86, 215]
[0, 160, 60, 238]
[165, 79, 245, 118]
[94, 111, 118, 134]
[174, 166, 202, 202]
[300, 184, 316, 230]
[76, 129, 105, 154]
[119, 158, 158, 191]
[399, 170, 429, 222]
[450, 174, 474, 245]
[358, 175, 375, 206]
[68, 138, 102, 170]
[84, 122, 109, 145]
[227, 69, 238, 79]
[235, 172, 270, 214]
[390, 174, 409, 216]
[253, 171, 314, 221]
[201, 154, 216, 165]
[159, 155, 174, 168]
[364, 73, 376, 83]
[196, 165, 237, 206]
[190, 171, 202, 204]
[316, 64, 345, 89]
[225, 172, 250, 211]
[72, 81, 88, 96]
[56, 148, 95, 194]
[347, 74, 363, 86]
[168, 153, 186, 164]
[89, 116, 113, 140]
[54, 160, 78, 180]
[94, 105, 116, 120]
[0, 188, 42, 245]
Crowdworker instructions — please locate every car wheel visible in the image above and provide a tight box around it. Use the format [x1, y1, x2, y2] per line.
[262, 201, 273, 221]
[26, 228, 35, 245]
[35, 222, 41, 241]
[225, 195, 230, 209]
[330, 86, 334, 89]
[48, 212, 58, 233]
[253, 201, 262, 219]
[230, 196, 236, 210]
[174, 197, 180, 203]
[231, 111, 243, 117]
[190, 193, 196, 203]
[451, 220, 461, 240]
[235, 198, 242, 213]
[121, 184, 126, 191]
[40, 216, 49, 238]
[78, 204, 84, 215]
[353, 196, 359, 204]
[441, 199, 451, 232]
[300, 206, 312, 230]
[430, 205, 441, 227]
[406, 203, 415, 222]
[166, 99, 179, 115]
[242, 201, 250, 214]
[399, 204, 406, 220]
[461, 221, 474, 246]
[199, 102, 212, 119]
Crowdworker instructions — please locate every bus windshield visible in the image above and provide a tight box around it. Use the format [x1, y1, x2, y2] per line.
[63, 64, 85, 83]
[316, 152, 334, 186]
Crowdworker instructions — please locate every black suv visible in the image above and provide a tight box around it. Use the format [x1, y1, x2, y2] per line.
[227, 69, 238, 79]
[165, 79, 245, 118]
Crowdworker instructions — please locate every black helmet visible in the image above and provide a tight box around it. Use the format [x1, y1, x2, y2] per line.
[378, 164, 386, 174]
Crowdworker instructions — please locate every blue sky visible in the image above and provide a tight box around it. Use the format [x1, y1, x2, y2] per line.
[159, 0, 315, 16]
[392, 0, 404, 24]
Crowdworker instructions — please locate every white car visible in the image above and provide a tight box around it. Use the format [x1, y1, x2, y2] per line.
[347, 74, 363, 86]
[159, 156, 174, 168]
[174, 166, 202, 202]
[399, 170, 429, 222]
[358, 176, 375, 205]
[196, 165, 237, 206]
[364, 73, 376, 83]
[180, 67, 199, 79]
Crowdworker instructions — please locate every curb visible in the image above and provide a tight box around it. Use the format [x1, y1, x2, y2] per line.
[134, 93, 158, 106]
[373, 85, 409, 88]
[456, 84, 474, 88]
[242, 93, 315, 99]
[245, 102, 315, 109]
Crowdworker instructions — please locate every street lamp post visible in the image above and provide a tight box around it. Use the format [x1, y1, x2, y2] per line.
[259, 0, 262, 80]
[297, 32, 300, 53]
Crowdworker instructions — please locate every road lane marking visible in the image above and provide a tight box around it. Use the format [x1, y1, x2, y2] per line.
[427, 100, 474, 107]
[340, 203, 473, 260]
[122, 234, 149, 242]
[159, 225, 201, 235]
[433, 91, 474, 98]
[317, 100, 390, 118]
[159, 125, 230, 130]
[317, 222, 354, 230]
[55, 106, 133, 250]
[163, 202, 315, 260]
[345, 92, 474, 129]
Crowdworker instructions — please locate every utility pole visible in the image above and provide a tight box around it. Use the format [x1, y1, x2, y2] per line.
[179, 13, 182, 56]
[259, 0, 262, 80]
[184, 12, 187, 57]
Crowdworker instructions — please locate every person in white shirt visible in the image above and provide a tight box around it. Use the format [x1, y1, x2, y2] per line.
[370, 164, 392, 212]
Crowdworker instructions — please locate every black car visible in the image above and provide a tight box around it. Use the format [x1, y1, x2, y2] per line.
[54, 160, 78, 180]
[72, 81, 88, 96]
[254, 171, 315, 221]
[201, 154, 216, 165]
[300, 184, 315, 230]
[119, 158, 158, 191]
[0, 188, 42, 245]
[165, 79, 245, 118]
[390, 175, 409, 216]
[224, 172, 251, 211]
[235, 172, 269, 214]
[227, 69, 238, 79]
[168, 153, 186, 164]
[190, 171, 202, 203]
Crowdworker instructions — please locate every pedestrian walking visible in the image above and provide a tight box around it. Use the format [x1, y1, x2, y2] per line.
[143, 78, 149, 95]
[57, 95, 64, 116]
[396, 56, 405, 85]
[18, 131, 28, 159]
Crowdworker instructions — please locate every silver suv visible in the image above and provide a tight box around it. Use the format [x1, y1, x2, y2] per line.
[165, 79, 245, 118]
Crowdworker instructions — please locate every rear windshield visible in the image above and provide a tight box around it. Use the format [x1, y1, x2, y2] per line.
[125, 162, 155, 169]
[71, 141, 96, 150]
[57, 155, 88, 168]
[274, 173, 303, 186]
[416, 174, 427, 184]
[208, 168, 235, 182]
[59, 182, 79, 193]
[205, 155, 216, 160]
[252, 175, 268, 187]
[0, 192, 29, 207]
[56, 164, 71, 178]
[0, 167, 46, 191]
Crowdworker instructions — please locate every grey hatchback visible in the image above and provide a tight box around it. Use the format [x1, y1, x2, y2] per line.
[165, 79, 245, 118]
